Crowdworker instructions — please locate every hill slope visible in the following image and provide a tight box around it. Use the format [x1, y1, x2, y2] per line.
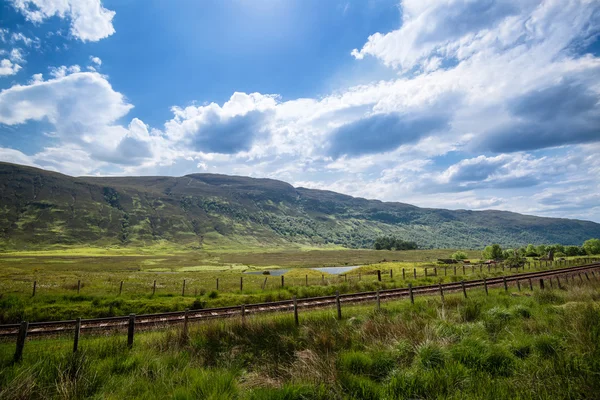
[0, 162, 599, 250]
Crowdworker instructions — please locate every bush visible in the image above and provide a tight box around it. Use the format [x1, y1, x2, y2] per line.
[482, 347, 516, 377]
[338, 373, 381, 400]
[451, 251, 468, 260]
[415, 342, 446, 369]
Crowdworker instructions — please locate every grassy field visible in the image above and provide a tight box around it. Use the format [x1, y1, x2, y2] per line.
[1, 274, 599, 399]
[0, 248, 593, 324]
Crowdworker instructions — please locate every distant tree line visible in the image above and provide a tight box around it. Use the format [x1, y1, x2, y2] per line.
[373, 236, 418, 251]
[478, 238, 600, 260]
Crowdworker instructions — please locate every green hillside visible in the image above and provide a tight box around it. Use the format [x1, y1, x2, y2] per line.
[0, 162, 599, 250]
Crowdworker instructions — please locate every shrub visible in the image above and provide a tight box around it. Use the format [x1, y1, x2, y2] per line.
[207, 290, 219, 299]
[338, 373, 381, 400]
[482, 346, 516, 377]
[415, 342, 446, 369]
[337, 351, 373, 376]
[452, 251, 468, 260]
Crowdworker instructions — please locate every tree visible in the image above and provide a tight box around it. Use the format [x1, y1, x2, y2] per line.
[373, 236, 418, 251]
[536, 244, 547, 256]
[565, 246, 581, 257]
[482, 244, 503, 260]
[583, 238, 600, 255]
[505, 250, 525, 268]
[525, 244, 538, 257]
[451, 251, 468, 260]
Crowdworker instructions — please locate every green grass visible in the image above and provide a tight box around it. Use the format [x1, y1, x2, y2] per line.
[0, 250, 593, 323]
[1, 277, 599, 399]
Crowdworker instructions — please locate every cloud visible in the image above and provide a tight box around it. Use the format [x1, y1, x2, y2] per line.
[89, 56, 102, 66]
[9, 48, 25, 63]
[0, 59, 21, 76]
[11, 0, 116, 42]
[475, 80, 600, 152]
[165, 92, 277, 154]
[49, 64, 81, 78]
[0, 71, 158, 166]
[352, 0, 600, 72]
[327, 112, 449, 157]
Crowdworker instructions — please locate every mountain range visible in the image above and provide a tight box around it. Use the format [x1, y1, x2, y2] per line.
[1, 162, 599, 250]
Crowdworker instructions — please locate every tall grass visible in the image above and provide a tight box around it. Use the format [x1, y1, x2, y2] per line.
[0, 279, 599, 399]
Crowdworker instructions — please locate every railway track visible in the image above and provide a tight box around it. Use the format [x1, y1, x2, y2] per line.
[1, 262, 599, 338]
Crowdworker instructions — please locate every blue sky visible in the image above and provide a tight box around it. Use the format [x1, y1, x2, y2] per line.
[0, 0, 599, 222]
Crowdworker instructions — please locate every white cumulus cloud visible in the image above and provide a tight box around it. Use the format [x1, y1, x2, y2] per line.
[11, 0, 116, 42]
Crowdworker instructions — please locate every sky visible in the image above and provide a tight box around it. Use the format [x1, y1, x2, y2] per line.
[0, 0, 599, 222]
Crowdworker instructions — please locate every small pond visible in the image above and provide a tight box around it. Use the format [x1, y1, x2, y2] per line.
[311, 266, 360, 275]
[244, 269, 289, 276]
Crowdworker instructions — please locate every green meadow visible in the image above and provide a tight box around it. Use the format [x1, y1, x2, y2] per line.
[0, 248, 592, 324]
[1, 273, 599, 399]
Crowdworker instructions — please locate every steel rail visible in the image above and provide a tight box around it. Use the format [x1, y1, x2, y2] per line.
[1, 262, 598, 337]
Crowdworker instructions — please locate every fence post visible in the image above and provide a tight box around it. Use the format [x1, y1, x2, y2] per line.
[293, 297, 299, 326]
[336, 292, 342, 320]
[484, 277, 488, 295]
[306, 275, 308, 286]
[529, 278, 533, 291]
[345, 274, 347, 282]
[439, 283, 444, 303]
[408, 283, 414, 304]
[241, 304, 246, 325]
[377, 270, 381, 282]
[376, 289, 380, 310]
[539, 279, 545, 290]
[462, 265, 465, 275]
[585, 272, 590, 281]
[77, 280, 81, 294]
[549, 278, 553, 289]
[216, 278, 219, 291]
[127, 314, 135, 348]
[262, 277, 268, 290]
[444, 267, 447, 276]
[390, 269, 393, 279]
[413, 268, 417, 279]
[425, 268, 428, 277]
[503, 276, 508, 292]
[32, 281, 36, 297]
[322, 274, 325, 285]
[182, 279, 186, 296]
[152, 280, 156, 296]
[517, 280, 521, 291]
[479, 264, 482, 273]
[281, 275, 285, 288]
[454, 266, 457, 275]
[556, 276, 562, 289]
[240, 277, 243, 292]
[434, 267, 437, 276]
[402, 268, 405, 280]
[471, 265, 475, 274]
[13, 321, 29, 363]
[461, 280, 467, 298]
[119, 281, 123, 296]
[359, 272, 361, 281]
[73, 317, 81, 353]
